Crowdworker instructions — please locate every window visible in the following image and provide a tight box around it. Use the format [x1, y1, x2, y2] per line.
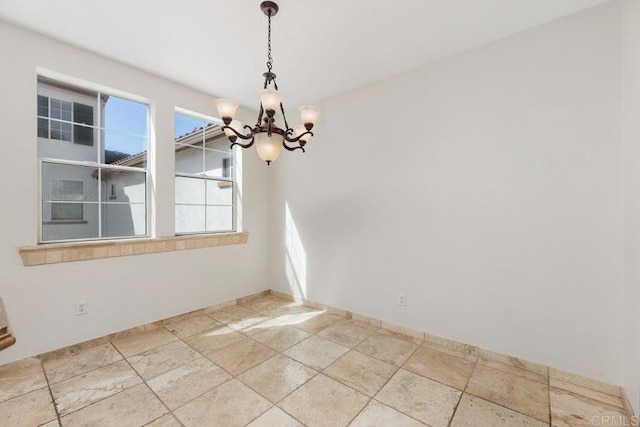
[174, 112, 235, 234]
[37, 76, 149, 243]
[51, 180, 83, 221]
[38, 95, 94, 145]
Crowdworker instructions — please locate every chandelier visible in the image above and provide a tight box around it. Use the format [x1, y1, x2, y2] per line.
[214, 1, 319, 165]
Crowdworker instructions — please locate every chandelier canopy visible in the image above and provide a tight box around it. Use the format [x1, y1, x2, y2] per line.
[214, 1, 319, 165]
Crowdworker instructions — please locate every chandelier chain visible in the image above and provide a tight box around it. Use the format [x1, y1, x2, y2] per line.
[266, 13, 273, 72]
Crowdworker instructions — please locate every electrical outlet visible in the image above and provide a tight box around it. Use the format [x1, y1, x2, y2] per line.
[76, 301, 87, 316]
[398, 293, 406, 307]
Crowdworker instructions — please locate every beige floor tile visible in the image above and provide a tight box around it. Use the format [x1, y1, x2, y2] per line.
[259, 302, 313, 317]
[226, 314, 275, 336]
[403, 344, 475, 390]
[451, 394, 548, 426]
[376, 369, 461, 427]
[207, 337, 276, 375]
[421, 340, 478, 363]
[163, 315, 220, 338]
[478, 358, 548, 385]
[128, 340, 201, 380]
[147, 357, 231, 410]
[549, 367, 620, 397]
[252, 326, 310, 352]
[350, 400, 426, 427]
[112, 328, 178, 357]
[550, 387, 630, 427]
[246, 406, 304, 427]
[173, 379, 271, 427]
[145, 414, 182, 427]
[291, 312, 345, 334]
[50, 359, 142, 416]
[355, 331, 419, 366]
[239, 296, 290, 312]
[206, 304, 257, 323]
[284, 335, 349, 370]
[0, 357, 47, 402]
[42, 343, 122, 385]
[238, 354, 316, 403]
[256, 296, 304, 316]
[279, 374, 369, 427]
[316, 319, 378, 348]
[423, 334, 478, 357]
[550, 377, 623, 408]
[466, 364, 549, 423]
[183, 324, 245, 355]
[60, 383, 166, 427]
[0, 388, 57, 427]
[478, 350, 548, 384]
[40, 420, 61, 427]
[377, 327, 425, 345]
[324, 351, 397, 397]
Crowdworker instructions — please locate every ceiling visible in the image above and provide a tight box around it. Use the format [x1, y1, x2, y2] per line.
[0, 0, 609, 108]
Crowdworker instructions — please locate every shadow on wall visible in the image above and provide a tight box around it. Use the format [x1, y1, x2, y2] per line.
[285, 202, 307, 299]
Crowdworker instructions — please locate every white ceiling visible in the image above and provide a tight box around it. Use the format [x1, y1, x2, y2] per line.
[0, 0, 609, 108]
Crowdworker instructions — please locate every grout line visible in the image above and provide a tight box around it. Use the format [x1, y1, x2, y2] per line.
[446, 350, 480, 427]
[340, 333, 443, 426]
[460, 352, 552, 424]
[109, 343, 181, 426]
[142, 412, 183, 427]
[548, 365, 552, 426]
[4, 292, 622, 426]
[39, 360, 62, 426]
[362, 337, 438, 426]
[158, 302, 305, 424]
[45, 358, 137, 420]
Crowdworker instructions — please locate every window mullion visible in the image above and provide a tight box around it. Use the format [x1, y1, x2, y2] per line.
[98, 168, 102, 238]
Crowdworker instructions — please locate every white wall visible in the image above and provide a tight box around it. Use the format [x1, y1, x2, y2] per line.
[0, 21, 270, 364]
[622, 0, 640, 414]
[270, 2, 624, 385]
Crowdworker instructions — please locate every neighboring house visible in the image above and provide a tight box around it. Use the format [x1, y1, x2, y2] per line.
[37, 78, 234, 242]
[38, 78, 109, 241]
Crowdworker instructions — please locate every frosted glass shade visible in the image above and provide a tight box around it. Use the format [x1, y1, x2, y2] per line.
[294, 124, 311, 143]
[255, 132, 284, 163]
[259, 88, 282, 111]
[224, 120, 242, 138]
[214, 99, 239, 120]
[299, 105, 319, 126]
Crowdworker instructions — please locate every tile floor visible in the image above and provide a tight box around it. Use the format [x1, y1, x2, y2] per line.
[0, 294, 633, 426]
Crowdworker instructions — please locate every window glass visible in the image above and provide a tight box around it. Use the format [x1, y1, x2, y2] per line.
[37, 76, 149, 243]
[174, 111, 235, 234]
[37, 77, 148, 166]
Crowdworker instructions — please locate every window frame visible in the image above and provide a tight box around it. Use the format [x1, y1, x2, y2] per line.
[174, 109, 237, 236]
[38, 158, 150, 244]
[36, 72, 152, 244]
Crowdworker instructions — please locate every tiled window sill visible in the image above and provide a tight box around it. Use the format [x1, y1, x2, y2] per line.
[19, 232, 249, 266]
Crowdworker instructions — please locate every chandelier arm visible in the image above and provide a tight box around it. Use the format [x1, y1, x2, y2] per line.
[282, 140, 305, 153]
[279, 102, 290, 131]
[256, 105, 264, 127]
[221, 124, 255, 140]
[230, 137, 255, 150]
[271, 79, 290, 130]
[283, 130, 313, 143]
